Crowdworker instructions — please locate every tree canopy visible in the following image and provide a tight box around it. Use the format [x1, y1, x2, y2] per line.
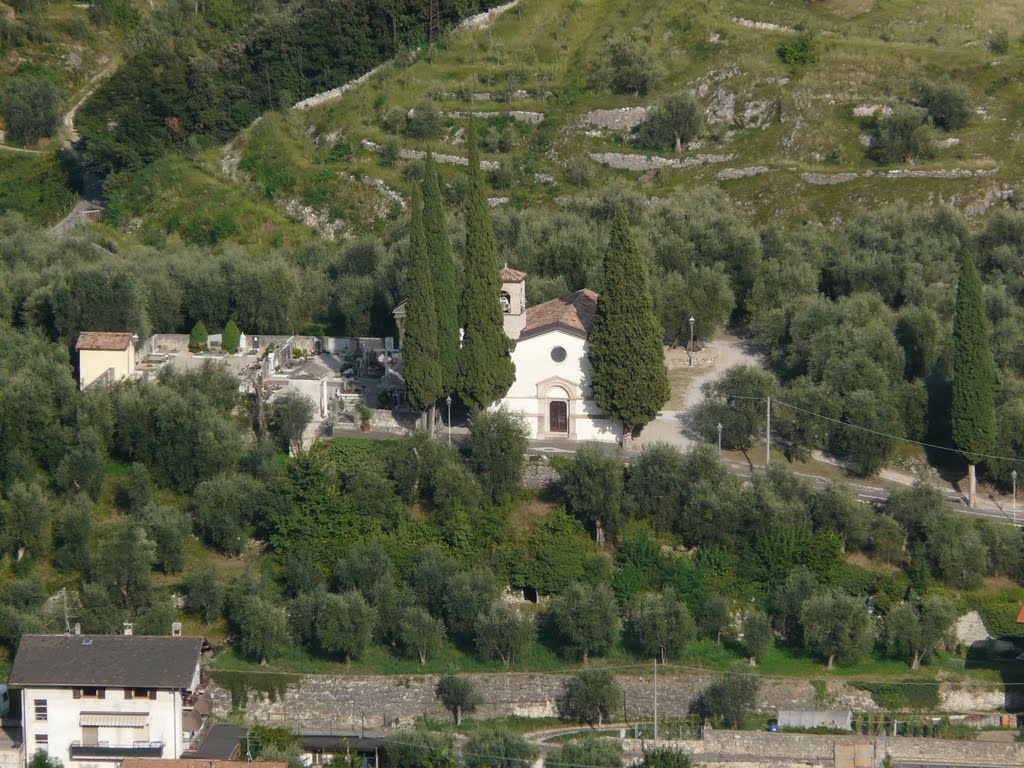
[588, 207, 670, 433]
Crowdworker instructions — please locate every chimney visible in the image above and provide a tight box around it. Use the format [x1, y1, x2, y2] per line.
[122, 622, 133, 636]
[171, 622, 182, 637]
[73, 623, 81, 635]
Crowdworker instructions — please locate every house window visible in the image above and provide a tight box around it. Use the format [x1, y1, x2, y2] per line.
[500, 292, 512, 314]
[550, 346, 567, 363]
[33, 700, 47, 721]
[125, 688, 157, 700]
[80, 687, 105, 699]
[34, 735, 47, 753]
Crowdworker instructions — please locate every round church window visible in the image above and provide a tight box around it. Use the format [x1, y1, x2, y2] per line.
[550, 346, 567, 363]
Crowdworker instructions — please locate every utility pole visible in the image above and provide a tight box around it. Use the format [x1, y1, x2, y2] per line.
[1013, 469, 1018, 525]
[428, 0, 441, 42]
[653, 658, 658, 746]
[766, 396, 771, 468]
[688, 316, 695, 367]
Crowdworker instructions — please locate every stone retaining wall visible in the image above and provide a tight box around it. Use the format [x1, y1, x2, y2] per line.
[685, 731, 1024, 767]
[207, 670, 1008, 732]
[206, 672, 868, 730]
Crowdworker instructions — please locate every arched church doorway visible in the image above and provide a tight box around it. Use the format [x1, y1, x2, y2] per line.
[549, 400, 568, 433]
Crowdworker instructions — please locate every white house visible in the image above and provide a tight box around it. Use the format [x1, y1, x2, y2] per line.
[494, 271, 622, 443]
[75, 332, 137, 389]
[8, 635, 205, 768]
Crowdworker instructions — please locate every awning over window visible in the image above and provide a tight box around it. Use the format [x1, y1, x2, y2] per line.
[80, 712, 148, 727]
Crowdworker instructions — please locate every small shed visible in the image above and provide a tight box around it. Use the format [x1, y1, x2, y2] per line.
[75, 331, 137, 389]
[778, 709, 853, 731]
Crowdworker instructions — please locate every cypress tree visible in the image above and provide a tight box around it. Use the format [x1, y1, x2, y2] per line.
[402, 185, 443, 416]
[423, 152, 460, 394]
[588, 207, 669, 435]
[456, 122, 515, 410]
[951, 248, 996, 508]
[189, 320, 208, 352]
[222, 319, 241, 354]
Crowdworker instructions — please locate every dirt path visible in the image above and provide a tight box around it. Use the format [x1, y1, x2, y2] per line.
[1, 57, 117, 157]
[61, 56, 119, 146]
[634, 335, 765, 451]
[677, 335, 765, 411]
[0, 142, 43, 155]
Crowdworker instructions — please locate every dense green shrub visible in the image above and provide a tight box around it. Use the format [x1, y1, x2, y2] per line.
[911, 78, 971, 131]
[877, 103, 933, 163]
[3, 72, 60, 145]
[853, 680, 940, 710]
[0, 153, 75, 225]
[405, 100, 442, 140]
[596, 35, 658, 95]
[778, 34, 817, 67]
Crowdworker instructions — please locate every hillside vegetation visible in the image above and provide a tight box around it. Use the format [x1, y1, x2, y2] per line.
[194, 0, 1024, 236]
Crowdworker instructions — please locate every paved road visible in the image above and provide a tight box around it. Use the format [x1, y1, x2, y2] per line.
[528, 437, 1022, 526]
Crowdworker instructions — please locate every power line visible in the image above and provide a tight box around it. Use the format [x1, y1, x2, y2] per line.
[715, 392, 1024, 466]
[776, 398, 1024, 463]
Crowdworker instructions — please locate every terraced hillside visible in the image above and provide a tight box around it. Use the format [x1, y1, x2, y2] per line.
[161, 0, 1024, 241]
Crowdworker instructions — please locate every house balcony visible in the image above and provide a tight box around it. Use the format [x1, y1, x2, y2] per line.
[69, 741, 164, 758]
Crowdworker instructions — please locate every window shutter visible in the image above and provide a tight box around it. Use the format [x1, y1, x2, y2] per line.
[148, 690, 157, 701]
[73, 689, 81, 700]
[124, 689, 134, 700]
[97, 689, 105, 699]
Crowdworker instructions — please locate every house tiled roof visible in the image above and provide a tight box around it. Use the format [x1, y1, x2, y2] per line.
[519, 289, 598, 341]
[9, 635, 203, 689]
[500, 266, 527, 283]
[75, 331, 135, 351]
[124, 761, 287, 768]
[1016, 605, 1024, 624]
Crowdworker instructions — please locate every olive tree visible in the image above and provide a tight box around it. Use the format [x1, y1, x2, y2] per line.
[269, 393, 316, 454]
[801, 592, 873, 669]
[474, 603, 535, 667]
[3, 74, 60, 144]
[562, 669, 622, 726]
[597, 36, 658, 95]
[547, 582, 620, 663]
[435, 674, 482, 725]
[636, 92, 703, 152]
[701, 664, 760, 729]
[626, 591, 696, 662]
[884, 597, 956, 669]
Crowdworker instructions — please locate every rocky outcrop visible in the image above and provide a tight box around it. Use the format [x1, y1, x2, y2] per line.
[802, 168, 999, 185]
[716, 166, 771, 180]
[581, 107, 650, 131]
[360, 140, 500, 171]
[589, 152, 734, 172]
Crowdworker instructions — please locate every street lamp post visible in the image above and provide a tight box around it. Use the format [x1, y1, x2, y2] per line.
[446, 395, 452, 448]
[1013, 469, 1018, 525]
[717, 422, 723, 457]
[688, 316, 695, 367]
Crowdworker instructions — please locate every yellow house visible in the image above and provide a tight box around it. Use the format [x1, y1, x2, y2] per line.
[75, 331, 137, 389]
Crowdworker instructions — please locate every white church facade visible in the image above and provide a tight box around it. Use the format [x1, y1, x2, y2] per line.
[493, 268, 622, 443]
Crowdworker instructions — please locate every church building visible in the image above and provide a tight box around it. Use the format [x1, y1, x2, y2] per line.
[493, 268, 622, 443]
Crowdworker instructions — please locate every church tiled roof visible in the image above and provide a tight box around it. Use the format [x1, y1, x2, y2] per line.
[500, 266, 528, 283]
[519, 289, 598, 341]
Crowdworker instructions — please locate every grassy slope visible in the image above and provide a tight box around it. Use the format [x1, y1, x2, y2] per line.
[175, 0, 1024, 237]
[0, 0, 128, 145]
[0, 0, 137, 223]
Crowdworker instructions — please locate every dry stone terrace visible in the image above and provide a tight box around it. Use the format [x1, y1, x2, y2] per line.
[208, 672, 1008, 732]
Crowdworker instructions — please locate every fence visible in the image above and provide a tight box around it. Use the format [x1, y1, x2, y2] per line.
[49, 206, 103, 237]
